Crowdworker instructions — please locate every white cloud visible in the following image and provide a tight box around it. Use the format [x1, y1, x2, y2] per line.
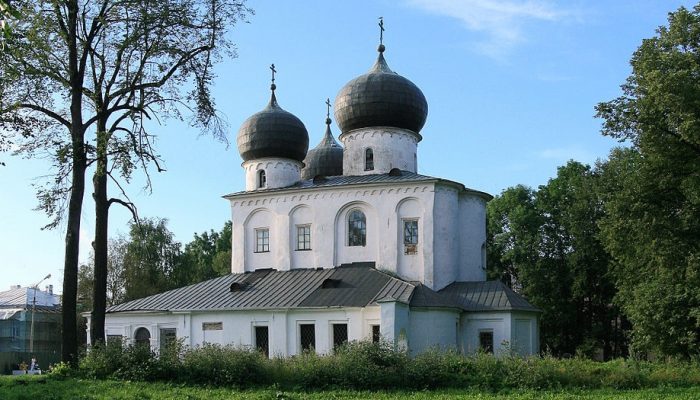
[407, 0, 574, 58]
[537, 146, 594, 163]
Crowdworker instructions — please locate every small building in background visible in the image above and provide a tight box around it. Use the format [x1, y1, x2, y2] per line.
[0, 285, 61, 373]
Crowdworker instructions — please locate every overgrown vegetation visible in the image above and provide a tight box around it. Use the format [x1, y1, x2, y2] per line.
[3, 376, 700, 400]
[74, 341, 700, 392]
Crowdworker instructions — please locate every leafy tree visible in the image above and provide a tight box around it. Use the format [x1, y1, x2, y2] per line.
[122, 218, 183, 301]
[486, 184, 540, 288]
[595, 5, 700, 357]
[179, 221, 232, 285]
[487, 162, 626, 358]
[0, 0, 251, 359]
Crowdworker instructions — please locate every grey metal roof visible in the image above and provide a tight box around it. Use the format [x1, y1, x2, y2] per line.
[224, 170, 492, 201]
[108, 264, 407, 313]
[107, 265, 536, 314]
[439, 281, 540, 312]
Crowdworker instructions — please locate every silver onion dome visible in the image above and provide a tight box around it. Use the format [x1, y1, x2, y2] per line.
[334, 45, 428, 134]
[237, 81, 309, 163]
[301, 116, 344, 180]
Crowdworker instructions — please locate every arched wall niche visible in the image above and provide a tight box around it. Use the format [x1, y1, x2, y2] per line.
[333, 201, 377, 266]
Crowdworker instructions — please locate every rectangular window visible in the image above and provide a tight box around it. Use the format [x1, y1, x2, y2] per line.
[479, 330, 494, 354]
[255, 228, 269, 253]
[403, 219, 418, 255]
[299, 323, 315, 352]
[159, 328, 177, 353]
[202, 322, 223, 331]
[296, 225, 311, 251]
[371, 325, 381, 343]
[332, 323, 348, 349]
[255, 326, 270, 357]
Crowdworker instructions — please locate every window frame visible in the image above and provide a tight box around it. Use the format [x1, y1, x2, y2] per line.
[332, 322, 349, 350]
[364, 148, 374, 171]
[347, 209, 367, 247]
[254, 325, 270, 357]
[258, 170, 266, 188]
[371, 324, 381, 343]
[298, 322, 316, 353]
[296, 224, 312, 251]
[403, 218, 419, 255]
[255, 228, 270, 253]
[479, 329, 494, 354]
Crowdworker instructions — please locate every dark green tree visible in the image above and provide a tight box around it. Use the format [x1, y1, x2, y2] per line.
[487, 162, 626, 358]
[123, 218, 182, 301]
[486, 184, 541, 287]
[595, 5, 700, 357]
[179, 221, 232, 285]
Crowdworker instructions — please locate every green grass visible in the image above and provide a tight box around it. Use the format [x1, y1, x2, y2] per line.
[1, 376, 699, 400]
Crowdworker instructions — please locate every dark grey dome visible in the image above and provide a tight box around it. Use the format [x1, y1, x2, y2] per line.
[237, 91, 309, 162]
[334, 48, 428, 134]
[301, 118, 343, 180]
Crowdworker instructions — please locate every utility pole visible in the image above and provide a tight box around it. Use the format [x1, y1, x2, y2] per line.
[29, 273, 51, 354]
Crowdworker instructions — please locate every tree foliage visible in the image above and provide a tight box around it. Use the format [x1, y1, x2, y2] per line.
[109, 219, 231, 301]
[487, 162, 625, 358]
[0, 0, 251, 358]
[595, 5, 700, 358]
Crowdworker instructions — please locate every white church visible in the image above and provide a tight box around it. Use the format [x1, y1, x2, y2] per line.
[94, 37, 540, 357]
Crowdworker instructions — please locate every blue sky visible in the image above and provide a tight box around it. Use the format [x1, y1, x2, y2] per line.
[1, 0, 695, 294]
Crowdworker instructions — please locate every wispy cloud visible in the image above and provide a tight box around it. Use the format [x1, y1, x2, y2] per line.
[407, 0, 575, 58]
[537, 146, 594, 163]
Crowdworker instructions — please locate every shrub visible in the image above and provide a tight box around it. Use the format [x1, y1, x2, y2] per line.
[74, 339, 700, 391]
[179, 343, 269, 387]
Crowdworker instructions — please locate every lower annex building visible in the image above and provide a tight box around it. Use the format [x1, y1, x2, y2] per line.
[92, 36, 540, 357]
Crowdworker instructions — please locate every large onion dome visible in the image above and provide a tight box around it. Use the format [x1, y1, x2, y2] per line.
[237, 83, 309, 162]
[301, 116, 343, 180]
[334, 44, 428, 134]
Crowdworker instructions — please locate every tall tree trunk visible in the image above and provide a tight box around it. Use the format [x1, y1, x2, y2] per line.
[62, 0, 84, 364]
[90, 125, 108, 346]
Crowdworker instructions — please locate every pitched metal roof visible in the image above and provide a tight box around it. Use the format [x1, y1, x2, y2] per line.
[439, 281, 540, 312]
[223, 171, 492, 200]
[107, 265, 537, 314]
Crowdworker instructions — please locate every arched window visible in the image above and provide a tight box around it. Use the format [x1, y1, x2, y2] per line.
[258, 170, 266, 188]
[348, 209, 366, 246]
[134, 327, 150, 346]
[365, 148, 374, 171]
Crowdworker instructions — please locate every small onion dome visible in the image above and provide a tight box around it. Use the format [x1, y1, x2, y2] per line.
[237, 89, 309, 162]
[301, 117, 344, 180]
[334, 45, 428, 134]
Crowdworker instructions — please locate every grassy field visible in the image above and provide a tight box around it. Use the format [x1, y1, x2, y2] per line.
[1, 376, 699, 400]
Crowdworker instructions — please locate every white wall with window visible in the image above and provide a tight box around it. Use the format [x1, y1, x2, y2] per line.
[396, 197, 424, 282]
[289, 205, 314, 268]
[339, 127, 420, 175]
[229, 179, 488, 291]
[243, 158, 303, 191]
[243, 209, 274, 270]
[334, 203, 378, 266]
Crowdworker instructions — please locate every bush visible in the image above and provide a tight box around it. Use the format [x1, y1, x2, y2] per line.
[75, 340, 700, 391]
[179, 343, 269, 387]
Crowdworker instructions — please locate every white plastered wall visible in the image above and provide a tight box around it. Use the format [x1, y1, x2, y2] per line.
[340, 127, 420, 175]
[103, 307, 382, 357]
[229, 182, 437, 278]
[408, 308, 460, 353]
[460, 311, 539, 356]
[243, 158, 303, 191]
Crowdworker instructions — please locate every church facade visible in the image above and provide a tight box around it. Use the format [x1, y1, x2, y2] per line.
[94, 39, 540, 357]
